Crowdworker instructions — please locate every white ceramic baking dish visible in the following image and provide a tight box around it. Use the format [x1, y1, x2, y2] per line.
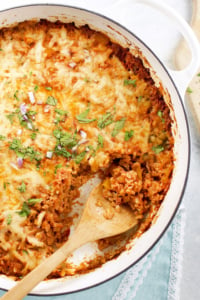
[0, 0, 199, 296]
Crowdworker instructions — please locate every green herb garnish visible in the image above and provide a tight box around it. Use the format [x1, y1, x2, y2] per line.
[9, 138, 42, 162]
[6, 113, 15, 124]
[124, 130, 134, 141]
[152, 145, 164, 154]
[54, 108, 68, 124]
[3, 182, 10, 190]
[53, 129, 77, 148]
[111, 117, 126, 137]
[186, 87, 193, 94]
[14, 90, 20, 101]
[34, 85, 39, 92]
[46, 96, 57, 106]
[28, 198, 42, 205]
[45, 86, 52, 91]
[157, 110, 165, 123]
[18, 181, 26, 193]
[97, 112, 114, 129]
[97, 134, 104, 148]
[18, 202, 30, 218]
[55, 108, 68, 116]
[54, 146, 72, 158]
[0, 135, 6, 140]
[74, 151, 86, 164]
[124, 79, 137, 87]
[30, 132, 37, 140]
[76, 108, 96, 124]
[138, 96, 143, 102]
[54, 164, 63, 174]
[6, 214, 12, 225]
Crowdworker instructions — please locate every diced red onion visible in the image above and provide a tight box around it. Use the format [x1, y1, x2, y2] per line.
[57, 145, 62, 150]
[23, 114, 28, 121]
[17, 157, 23, 168]
[10, 162, 19, 170]
[20, 103, 27, 115]
[68, 62, 77, 68]
[17, 129, 22, 135]
[78, 139, 88, 146]
[85, 146, 90, 152]
[72, 145, 78, 152]
[28, 91, 35, 104]
[79, 130, 87, 139]
[27, 122, 33, 130]
[44, 106, 50, 113]
[46, 151, 53, 159]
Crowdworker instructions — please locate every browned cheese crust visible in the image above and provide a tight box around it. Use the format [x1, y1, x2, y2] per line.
[0, 20, 174, 279]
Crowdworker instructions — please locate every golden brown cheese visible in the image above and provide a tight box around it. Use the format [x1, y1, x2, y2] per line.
[0, 20, 174, 279]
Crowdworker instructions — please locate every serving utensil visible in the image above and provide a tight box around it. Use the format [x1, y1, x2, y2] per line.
[1, 183, 137, 300]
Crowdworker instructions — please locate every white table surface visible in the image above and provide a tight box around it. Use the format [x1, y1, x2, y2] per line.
[0, 1, 199, 299]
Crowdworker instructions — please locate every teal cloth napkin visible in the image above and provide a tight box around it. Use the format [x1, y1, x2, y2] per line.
[0, 206, 185, 300]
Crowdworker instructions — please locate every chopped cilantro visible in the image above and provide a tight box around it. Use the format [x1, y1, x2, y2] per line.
[6, 113, 15, 124]
[74, 151, 86, 164]
[0, 135, 6, 140]
[53, 129, 77, 148]
[157, 110, 165, 123]
[34, 85, 39, 92]
[186, 87, 193, 94]
[138, 96, 143, 102]
[27, 110, 37, 116]
[97, 134, 104, 148]
[7, 107, 37, 131]
[111, 117, 126, 137]
[46, 96, 57, 106]
[30, 132, 37, 140]
[3, 182, 10, 190]
[54, 164, 63, 174]
[124, 130, 134, 141]
[9, 138, 42, 162]
[87, 145, 96, 157]
[55, 108, 68, 116]
[54, 108, 68, 124]
[76, 108, 96, 124]
[18, 181, 26, 193]
[152, 145, 164, 154]
[97, 112, 114, 129]
[124, 79, 137, 87]
[45, 86, 52, 91]
[28, 198, 42, 205]
[18, 202, 30, 218]
[6, 214, 12, 225]
[14, 90, 20, 101]
[54, 145, 72, 158]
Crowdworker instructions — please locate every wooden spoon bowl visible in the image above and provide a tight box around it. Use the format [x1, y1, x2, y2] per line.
[1, 183, 137, 300]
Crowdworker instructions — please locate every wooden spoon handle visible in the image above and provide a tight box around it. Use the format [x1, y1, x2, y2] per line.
[1, 229, 87, 300]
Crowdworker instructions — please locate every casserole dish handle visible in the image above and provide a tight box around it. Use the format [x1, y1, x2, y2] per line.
[109, 0, 200, 99]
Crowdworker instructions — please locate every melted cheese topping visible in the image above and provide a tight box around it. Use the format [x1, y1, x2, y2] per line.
[0, 20, 174, 279]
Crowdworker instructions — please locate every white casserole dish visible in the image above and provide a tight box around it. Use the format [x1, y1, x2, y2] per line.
[0, 0, 199, 296]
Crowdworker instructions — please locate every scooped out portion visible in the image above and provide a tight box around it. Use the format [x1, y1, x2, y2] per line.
[0, 20, 174, 279]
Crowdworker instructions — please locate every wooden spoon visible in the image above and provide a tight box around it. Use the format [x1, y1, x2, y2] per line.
[1, 183, 137, 300]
